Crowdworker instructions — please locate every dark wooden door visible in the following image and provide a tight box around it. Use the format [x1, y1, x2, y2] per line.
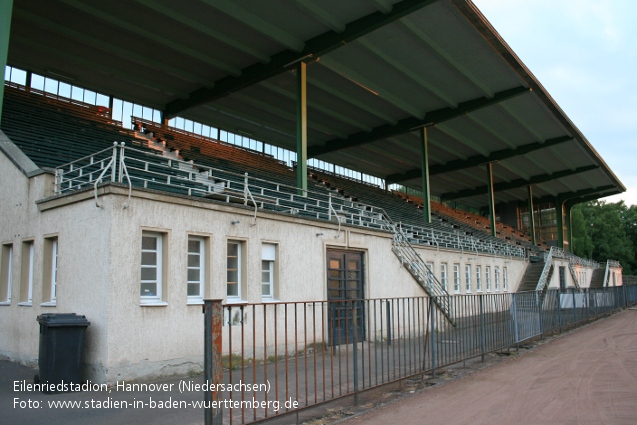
[327, 250, 365, 346]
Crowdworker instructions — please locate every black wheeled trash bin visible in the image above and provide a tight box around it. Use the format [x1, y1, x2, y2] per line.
[36, 313, 90, 393]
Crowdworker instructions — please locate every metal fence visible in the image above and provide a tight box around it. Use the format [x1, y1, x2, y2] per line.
[203, 285, 637, 424]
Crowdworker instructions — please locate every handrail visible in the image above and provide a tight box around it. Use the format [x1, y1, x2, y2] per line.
[535, 247, 555, 292]
[55, 144, 522, 260]
[92, 143, 119, 208]
[243, 173, 258, 226]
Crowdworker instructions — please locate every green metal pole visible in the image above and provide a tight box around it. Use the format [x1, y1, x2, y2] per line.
[556, 197, 564, 249]
[420, 127, 431, 224]
[0, 0, 15, 123]
[486, 162, 497, 238]
[527, 185, 536, 246]
[296, 61, 308, 196]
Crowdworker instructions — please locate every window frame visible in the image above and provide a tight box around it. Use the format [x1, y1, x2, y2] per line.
[0, 243, 13, 305]
[503, 267, 508, 291]
[453, 263, 460, 293]
[226, 240, 246, 303]
[485, 266, 492, 292]
[465, 264, 472, 293]
[18, 240, 34, 306]
[476, 265, 482, 292]
[41, 236, 58, 306]
[261, 243, 278, 301]
[441, 263, 448, 293]
[186, 235, 206, 305]
[495, 266, 500, 291]
[140, 231, 167, 306]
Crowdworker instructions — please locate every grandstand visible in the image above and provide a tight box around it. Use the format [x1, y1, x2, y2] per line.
[0, 0, 626, 388]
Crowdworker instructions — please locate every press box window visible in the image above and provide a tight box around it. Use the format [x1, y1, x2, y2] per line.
[0, 244, 13, 305]
[140, 232, 167, 305]
[261, 243, 277, 300]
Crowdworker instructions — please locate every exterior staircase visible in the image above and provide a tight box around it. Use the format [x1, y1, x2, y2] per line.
[589, 268, 605, 288]
[379, 213, 455, 325]
[517, 262, 546, 292]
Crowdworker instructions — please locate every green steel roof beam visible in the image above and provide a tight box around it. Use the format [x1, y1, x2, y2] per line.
[356, 38, 458, 107]
[308, 85, 530, 158]
[231, 93, 347, 139]
[13, 9, 212, 87]
[370, 0, 394, 14]
[294, 0, 347, 33]
[307, 76, 398, 124]
[259, 81, 373, 132]
[440, 164, 599, 201]
[532, 186, 618, 206]
[385, 134, 572, 184]
[59, 0, 240, 75]
[399, 19, 492, 98]
[165, 0, 441, 118]
[132, 0, 270, 62]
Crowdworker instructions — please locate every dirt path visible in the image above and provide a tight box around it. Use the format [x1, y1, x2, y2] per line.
[340, 309, 637, 425]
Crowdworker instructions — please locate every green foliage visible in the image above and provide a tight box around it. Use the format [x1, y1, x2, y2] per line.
[573, 200, 636, 274]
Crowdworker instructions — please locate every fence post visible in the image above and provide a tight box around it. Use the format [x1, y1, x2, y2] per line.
[512, 293, 519, 350]
[386, 301, 392, 345]
[557, 290, 562, 333]
[352, 301, 359, 405]
[429, 296, 436, 378]
[572, 289, 576, 325]
[203, 299, 224, 425]
[479, 294, 486, 362]
[536, 291, 544, 339]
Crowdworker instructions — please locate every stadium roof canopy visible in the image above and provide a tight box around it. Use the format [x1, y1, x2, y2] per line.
[5, 0, 625, 209]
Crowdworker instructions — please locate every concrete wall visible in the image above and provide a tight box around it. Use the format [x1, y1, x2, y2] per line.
[1, 170, 529, 383]
[0, 153, 111, 379]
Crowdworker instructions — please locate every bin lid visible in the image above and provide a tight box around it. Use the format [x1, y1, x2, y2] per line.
[36, 313, 90, 327]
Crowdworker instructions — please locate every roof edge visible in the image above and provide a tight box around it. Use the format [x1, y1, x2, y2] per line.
[451, 0, 626, 194]
[0, 129, 44, 177]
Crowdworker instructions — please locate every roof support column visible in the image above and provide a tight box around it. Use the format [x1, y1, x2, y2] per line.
[527, 185, 536, 246]
[555, 197, 565, 249]
[420, 127, 431, 224]
[296, 61, 308, 196]
[0, 0, 14, 122]
[486, 162, 497, 238]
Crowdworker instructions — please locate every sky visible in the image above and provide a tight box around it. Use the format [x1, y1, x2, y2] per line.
[473, 0, 637, 207]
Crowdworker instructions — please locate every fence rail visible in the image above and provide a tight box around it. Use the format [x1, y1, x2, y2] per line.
[203, 285, 637, 424]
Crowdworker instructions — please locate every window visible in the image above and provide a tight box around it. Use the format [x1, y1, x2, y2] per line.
[227, 241, 244, 301]
[187, 236, 205, 304]
[465, 265, 472, 293]
[503, 267, 508, 291]
[453, 264, 460, 293]
[41, 237, 58, 306]
[140, 232, 166, 305]
[441, 263, 448, 292]
[485, 266, 491, 292]
[0, 244, 13, 305]
[476, 265, 482, 292]
[495, 267, 500, 291]
[426, 262, 434, 289]
[19, 241, 34, 306]
[261, 243, 277, 300]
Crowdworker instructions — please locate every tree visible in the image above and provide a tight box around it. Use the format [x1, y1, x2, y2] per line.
[570, 204, 593, 259]
[576, 200, 635, 274]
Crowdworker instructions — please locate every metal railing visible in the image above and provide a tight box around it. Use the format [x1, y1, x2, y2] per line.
[536, 247, 603, 291]
[202, 285, 637, 424]
[54, 145, 528, 259]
